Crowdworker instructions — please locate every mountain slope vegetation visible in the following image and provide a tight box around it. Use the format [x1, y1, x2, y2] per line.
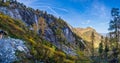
[0, 1, 91, 63]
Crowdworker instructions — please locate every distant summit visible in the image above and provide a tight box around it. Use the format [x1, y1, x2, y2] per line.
[72, 27, 101, 48]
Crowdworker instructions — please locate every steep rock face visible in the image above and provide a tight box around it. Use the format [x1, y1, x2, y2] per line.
[63, 27, 76, 42]
[73, 27, 101, 48]
[0, 3, 75, 43]
[0, 2, 84, 55]
[0, 38, 29, 63]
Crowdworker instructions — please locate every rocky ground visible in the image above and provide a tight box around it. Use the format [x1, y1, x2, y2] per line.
[0, 37, 29, 63]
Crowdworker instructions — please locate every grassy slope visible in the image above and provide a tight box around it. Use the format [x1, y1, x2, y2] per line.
[0, 12, 91, 63]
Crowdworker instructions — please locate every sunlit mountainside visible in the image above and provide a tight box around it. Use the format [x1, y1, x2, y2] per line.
[0, 0, 120, 63]
[73, 27, 101, 48]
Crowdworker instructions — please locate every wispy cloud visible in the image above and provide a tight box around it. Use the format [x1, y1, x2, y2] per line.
[52, 7, 68, 13]
[18, 0, 68, 17]
[77, 0, 110, 33]
[70, 0, 89, 2]
[47, 6, 59, 16]
[88, 1, 110, 19]
[32, 6, 59, 16]
[18, 0, 37, 6]
[81, 20, 91, 25]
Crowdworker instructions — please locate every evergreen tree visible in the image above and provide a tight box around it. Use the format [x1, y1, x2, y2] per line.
[108, 8, 120, 63]
[104, 36, 109, 62]
[109, 8, 120, 48]
[98, 36, 103, 62]
[91, 32, 95, 57]
[98, 36, 103, 56]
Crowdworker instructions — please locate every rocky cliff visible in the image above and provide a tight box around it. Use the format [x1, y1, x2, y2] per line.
[0, 38, 29, 63]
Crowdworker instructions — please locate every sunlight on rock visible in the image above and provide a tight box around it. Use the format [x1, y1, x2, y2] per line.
[0, 38, 29, 63]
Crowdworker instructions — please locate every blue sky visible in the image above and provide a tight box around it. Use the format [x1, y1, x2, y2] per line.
[18, 0, 120, 33]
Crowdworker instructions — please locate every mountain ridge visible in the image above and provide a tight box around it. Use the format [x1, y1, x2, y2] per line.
[0, 1, 91, 63]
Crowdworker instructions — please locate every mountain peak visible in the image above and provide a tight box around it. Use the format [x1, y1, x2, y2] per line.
[72, 27, 101, 48]
[86, 27, 93, 29]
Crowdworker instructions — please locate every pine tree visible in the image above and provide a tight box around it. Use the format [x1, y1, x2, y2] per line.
[91, 32, 95, 57]
[98, 36, 103, 62]
[104, 36, 109, 62]
[108, 8, 120, 63]
[98, 36, 103, 56]
[109, 8, 120, 48]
